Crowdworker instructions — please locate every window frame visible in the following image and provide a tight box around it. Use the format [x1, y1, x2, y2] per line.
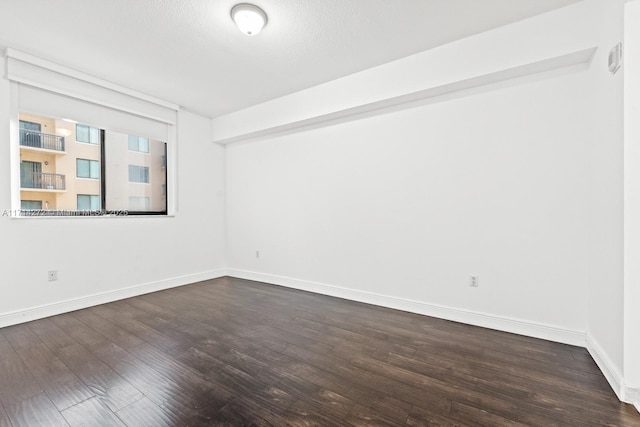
[76, 158, 100, 180]
[7, 49, 178, 218]
[128, 135, 149, 153]
[75, 124, 100, 145]
[11, 111, 172, 218]
[128, 164, 150, 184]
[128, 196, 151, 211]
[20, 200, 43, 210]
[77, 194, 101, 211]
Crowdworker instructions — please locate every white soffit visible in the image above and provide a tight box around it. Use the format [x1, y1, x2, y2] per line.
[0, 0, 582, 118]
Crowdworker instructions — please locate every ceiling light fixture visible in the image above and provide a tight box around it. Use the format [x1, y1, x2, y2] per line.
[231, 3, 267, 36]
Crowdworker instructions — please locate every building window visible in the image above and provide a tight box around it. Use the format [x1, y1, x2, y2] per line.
[77, 195, 100, 210]
[76, 124, 100, 144]
[128, 165, 149, 183]
[77, 159, 100, 179]
[128, 196, 150, 211]
[21, 200, 42, 210]
[128, 135, 149, 153]
[8, 49, 175, 217]
[19, 120, 42, 148]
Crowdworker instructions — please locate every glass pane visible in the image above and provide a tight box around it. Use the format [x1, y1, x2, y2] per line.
[128, 135, 139, 151]
[21, 200, 42, 210]
[139, 138, 149, 153]
[19, 113, 101, 215]
[77, 159, 89, 178]
[89, 127, 100, 145]
[20, 121, 42, 149]
[128, 196, 150, 210]
[106, 130, 167, 213]
[127, 135, 150, 153]
[90, 160, 100, 179]
[18, 112, 167, 216]
[77, 195, 90, 210]
[76, 124, 89, 143]
[128, 165, 149, 183]
[90, 195, 100, 210]
[128, 165, 137, 182]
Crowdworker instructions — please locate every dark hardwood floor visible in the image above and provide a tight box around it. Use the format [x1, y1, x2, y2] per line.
[0, 277, 638, 426]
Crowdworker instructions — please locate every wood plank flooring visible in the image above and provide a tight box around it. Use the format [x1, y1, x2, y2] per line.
[0, 276, 638, 426]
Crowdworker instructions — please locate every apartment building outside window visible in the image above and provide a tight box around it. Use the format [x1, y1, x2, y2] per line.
[128, 165, 150, 183]
[76, 124, 100, 144]
[16, 113, 167, 215]
[7, 48, 177, 217]
[128, 135, 149, 153]
[76, 158, 100, 179]
[77, 194, 100, 210]
[20, 200, 42, 210]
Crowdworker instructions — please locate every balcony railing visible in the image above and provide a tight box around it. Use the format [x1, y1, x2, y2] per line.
[20, 129, 65, 152]
[21, 172, 66, 190]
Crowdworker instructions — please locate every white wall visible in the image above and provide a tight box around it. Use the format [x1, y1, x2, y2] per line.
[624, 0, 640, 409]
[584, 0, 626, 396]
[0, 54, 227, 325]
[226, 65, 592, 343]
[223, 1, 608, 345]
[222, 1, 634, 399]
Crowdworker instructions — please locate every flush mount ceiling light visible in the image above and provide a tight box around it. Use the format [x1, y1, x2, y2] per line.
[231, 3, 267, 36]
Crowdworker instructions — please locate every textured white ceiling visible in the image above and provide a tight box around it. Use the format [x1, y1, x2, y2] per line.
[0, 0, 581, 118]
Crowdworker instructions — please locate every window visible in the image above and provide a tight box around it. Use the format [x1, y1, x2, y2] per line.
[77, 159, 100, 179]
[21, 200, 42, 210]
[19, 120, 42, 148]
[8, 49, 175, 217]
[77, 195, 100, 210]
[15, 112, 167, 216]
[129, 196, 150, 211]
[107, 135, 166, 213]
[128, 165, 149, 183]
[128, 135, 149, 153]
[20, 161, 42, 188]
[76, 124, 100, 144]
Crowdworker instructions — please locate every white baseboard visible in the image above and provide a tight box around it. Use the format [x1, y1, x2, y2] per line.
[625, 385, 640, 412]
[0, 269, 227, 328]
[583, 333, 640, 414]
[226, 269, 585, 347]
[586, 333, 624, 401]
[586, 334, 640, 413]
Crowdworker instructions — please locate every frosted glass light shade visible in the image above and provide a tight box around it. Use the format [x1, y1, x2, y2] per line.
[231, 4, 267, 36]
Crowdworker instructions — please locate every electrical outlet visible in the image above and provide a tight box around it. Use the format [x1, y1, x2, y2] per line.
[469, 275, 479, 287]
[48, 270, 58, 282]
[256, 250, 260, 258]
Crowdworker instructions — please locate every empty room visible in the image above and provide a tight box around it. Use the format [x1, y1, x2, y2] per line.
[1, 0, 640, 425]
